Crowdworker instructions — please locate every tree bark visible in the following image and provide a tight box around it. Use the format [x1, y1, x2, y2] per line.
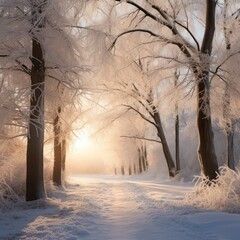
[197, 0, 219, 181]
[53, 107, 62, 186]
[26, 1, 47, 201]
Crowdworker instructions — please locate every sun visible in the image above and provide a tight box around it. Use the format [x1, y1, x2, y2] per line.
[73, 130, 94, 152]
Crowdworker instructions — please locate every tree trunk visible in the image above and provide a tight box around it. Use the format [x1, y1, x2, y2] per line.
[197, 79, 218, 180]
[141, 145, 146, 172]
[227, 130, 234, 170]
[223, 0, 235, 170]
[61, 138, 66, 171]
[197, 0, 219, 181]
[138, 147, 142, 174]
[128, 165, 132, 175]
[133, 163, 137, 174]
[175, 74, 180, 173]
[26, 1, 47, 201]
[53, 107, 62, 186]
[175, 107, 180, 173]
[153, 111, 176, 177]
[147, 89, 176, 177]
[223, 85, 235, 170]
[144, 144, 149, 170]
[121, 165, 125, 175]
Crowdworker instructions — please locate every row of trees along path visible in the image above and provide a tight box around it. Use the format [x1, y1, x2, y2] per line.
[0, 0, 239, 202]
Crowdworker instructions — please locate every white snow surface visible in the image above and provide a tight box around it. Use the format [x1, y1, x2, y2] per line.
[1, 175, 240, 240]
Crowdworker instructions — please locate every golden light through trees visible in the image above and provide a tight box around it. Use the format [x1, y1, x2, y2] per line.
[67, 128, 114, 174]
[73, 130, 94, 152]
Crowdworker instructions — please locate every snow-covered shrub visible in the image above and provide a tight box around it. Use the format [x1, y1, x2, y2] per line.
[0, 141, 26, 208]
[0, 140, 53, 209]
[184, 166, 240, 213]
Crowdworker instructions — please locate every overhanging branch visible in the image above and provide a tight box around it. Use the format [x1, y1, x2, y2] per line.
[120, 135, 161, 143]
[122, 104, 157, 128]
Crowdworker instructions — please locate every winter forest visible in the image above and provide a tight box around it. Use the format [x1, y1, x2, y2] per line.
[1, 0, 240, 239]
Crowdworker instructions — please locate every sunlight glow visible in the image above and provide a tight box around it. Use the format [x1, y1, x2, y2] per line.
[67, 127, 116, 175]
[68, 129, 107, 174]
[73, 130, 93, 151]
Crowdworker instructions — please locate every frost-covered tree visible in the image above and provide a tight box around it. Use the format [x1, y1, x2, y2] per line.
[25, 0, 48, 201]
[51, 86, 77, 187]
[99, 55, 176, 176]
[0, 0, 48, 201]
[0, 0, 88, 200]
[107, 0, 221, 180]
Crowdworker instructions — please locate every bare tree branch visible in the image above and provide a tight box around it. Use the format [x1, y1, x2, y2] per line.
[115, 0, 170, 27]
[15, 59, 31, 75]
[174, 20, 200, 51]
[120, 135, 161, 143]
[112, 0, 199, 73]
[122, 104, 157, 128]
[0, 133, 27, 140]
[109, 27, 196, 72]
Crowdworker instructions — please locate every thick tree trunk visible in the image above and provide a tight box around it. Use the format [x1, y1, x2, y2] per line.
[196, 0, 219, 181]
[53, 107, 62, 186]
[26, 1, 47, 201]
[26, 70, 46, 200]
[197, 79, 218, 180]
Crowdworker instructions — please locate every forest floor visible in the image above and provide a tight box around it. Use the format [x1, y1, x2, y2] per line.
[0, 175, 240, 240]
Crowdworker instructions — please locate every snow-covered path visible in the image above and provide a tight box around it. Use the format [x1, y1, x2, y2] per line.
[1, 175, 240, 240]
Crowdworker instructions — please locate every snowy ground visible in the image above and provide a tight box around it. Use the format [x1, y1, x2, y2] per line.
[1, 175, 240, 240]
